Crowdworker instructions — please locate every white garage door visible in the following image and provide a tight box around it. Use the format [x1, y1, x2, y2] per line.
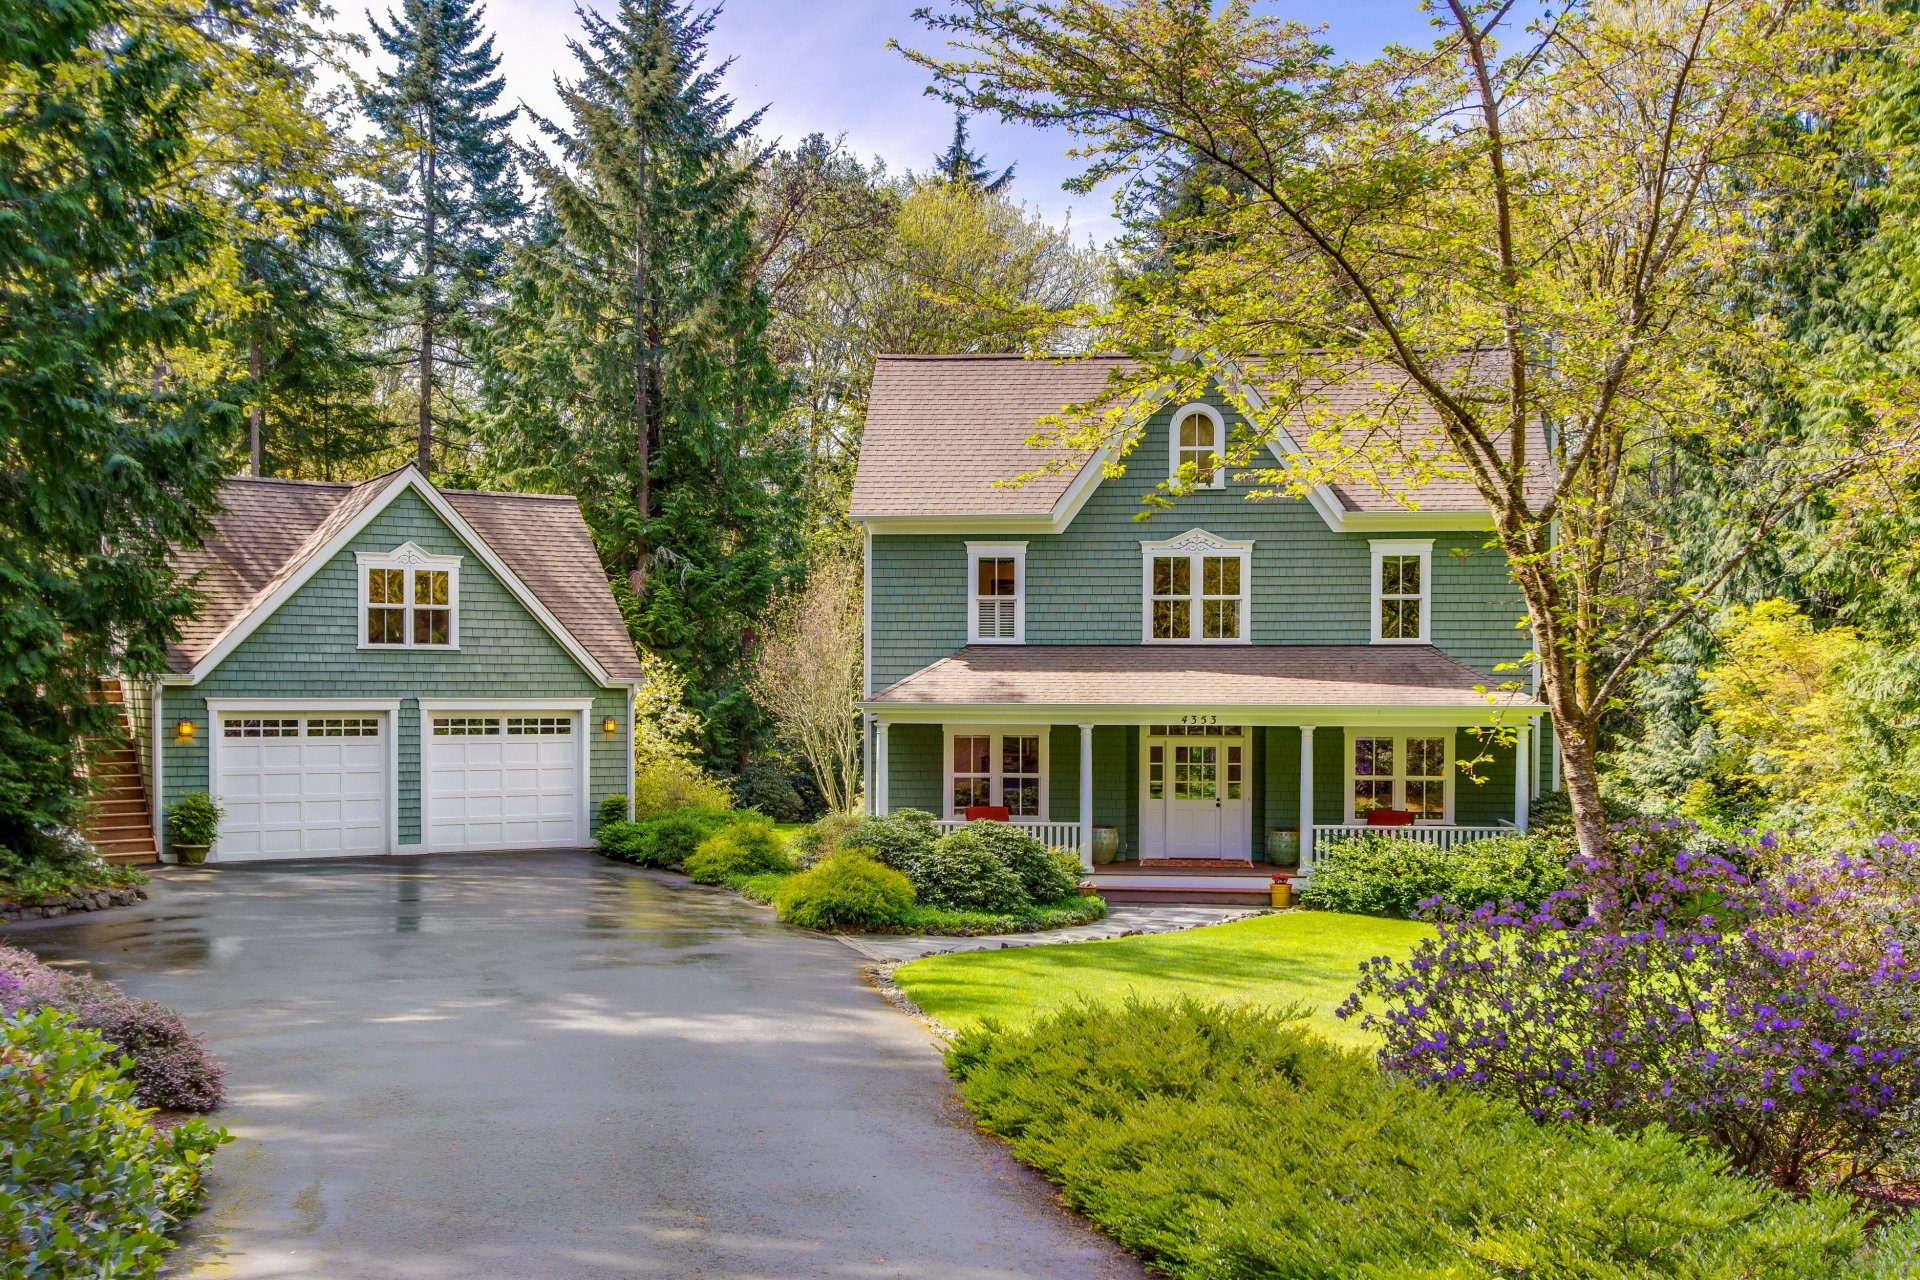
[214, 715, 389, 860]
[425, 713, 582, 852]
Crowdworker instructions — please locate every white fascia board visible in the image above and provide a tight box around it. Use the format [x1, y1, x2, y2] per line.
[205, 698, 404, 714]
[184, 467, 616, 688]
[863, 702, 1545, 725]
[417, 697, 598, 713]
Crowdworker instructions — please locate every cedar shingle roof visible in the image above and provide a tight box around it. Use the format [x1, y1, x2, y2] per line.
[850, 352, 1551, 520]
[167, 473, 642, 683]
[867, 644, 1540, 710]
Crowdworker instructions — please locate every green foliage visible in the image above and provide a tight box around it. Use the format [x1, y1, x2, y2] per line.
[632, 758, 734, 819]
[946, 999, 1886, 1279]
[0, 1009, 229, 1279]
[840, 808, 939, 874]
[0, 0, 235, 860]
[958, 822, 1081, 903]
[773, 854, 917, 931]
[913, 828, 1032, 913]
[0, 830, 145, 904]
[594, 806, 742, 869]
[730, 756, 816, 824]
[894, 893, 1105, 937]
[684, 821, 793, 884]
[596, 794, 630, 827]
[1299, 833, 1570, 919]
[164, 793, 223, 848]
[792, 811, 862, 866]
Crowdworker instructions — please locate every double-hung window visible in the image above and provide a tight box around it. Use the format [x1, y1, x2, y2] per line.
[1141, 531, 1252, 643]
[966, 542, 1025, 643]
[358, 543, 460, 649]
[947, 727, 1046, 818]
[1348, 731, 1450, 822]
[1169, 402, 1225, 490]
[1370, 539, 1432, 643]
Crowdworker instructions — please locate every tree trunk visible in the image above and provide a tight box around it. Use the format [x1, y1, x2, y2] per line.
[248, 327, 263, 477]
[417, 129, 438, 477]
[630, 140, 651, 597]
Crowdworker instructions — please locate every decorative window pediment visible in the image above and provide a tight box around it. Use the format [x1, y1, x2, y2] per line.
[357, 542, 461, 649]
[1140, 529, 1252, 644]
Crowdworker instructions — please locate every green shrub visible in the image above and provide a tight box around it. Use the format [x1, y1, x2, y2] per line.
[165, 792, 222, 847]
[594, 819, 652, 862]
[947, 999, 1882, 1279]
[895, 893, 1106, 936]
[595, 807, 745, 868]
[0, 827, 145, 903]
[632, 758, 734, 819]
[773, 854, 917, 931]
[685, 821, 794, 884]
[961, 822, 1082, 903]
[596, 794, 630, 827]
[730, 757, 815, 823]
[793, 811, 861, 866]
[840, 808, 939, 875]
[0, 1009, 229, 1278]
[913, 828, 1031, 913]
[1300, 831, 1569, 918]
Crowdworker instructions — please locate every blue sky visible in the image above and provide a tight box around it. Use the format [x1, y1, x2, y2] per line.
[373, 0, 1449, 243]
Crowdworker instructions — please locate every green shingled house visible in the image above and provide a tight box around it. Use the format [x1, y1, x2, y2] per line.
[851, 354, 1550, 899]
[126, 466, 642, 862]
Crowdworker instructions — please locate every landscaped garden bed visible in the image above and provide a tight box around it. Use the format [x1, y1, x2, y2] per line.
[0, 829, 150, 921]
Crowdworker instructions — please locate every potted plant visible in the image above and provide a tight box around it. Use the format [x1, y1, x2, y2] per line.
[1269, 872, 1294, 910]
[167, 793, 223, 865]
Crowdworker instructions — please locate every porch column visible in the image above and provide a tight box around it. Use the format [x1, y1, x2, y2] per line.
[1514, 721, 1531, 832]
[863, 714, 875, 816]
[874, 720, 890, 817]
[1078, 723, 1094, 871]
[1298, 725, 1316, 873]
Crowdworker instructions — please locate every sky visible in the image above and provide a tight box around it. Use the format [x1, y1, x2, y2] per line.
[345, 0, 1448, 244]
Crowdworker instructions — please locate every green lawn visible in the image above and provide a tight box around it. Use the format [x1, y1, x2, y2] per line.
[770, 822, 808, 845]
[892, 911, 1430, 1048]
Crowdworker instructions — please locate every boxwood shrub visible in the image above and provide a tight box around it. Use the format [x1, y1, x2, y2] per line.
[839, 808, 939, 876]
[0, 1009, 228, 1279]
[773, 854, 917, 931]
[684, 821, 793, 885]
[957, 822, 1081, 904]
[948, 999, 1896, 1279]
[1299, 831, 1569, 918]
[912, 829, 1031, 913]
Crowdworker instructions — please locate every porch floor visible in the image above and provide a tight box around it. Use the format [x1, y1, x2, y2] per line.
[1086, 860, 1283, 906]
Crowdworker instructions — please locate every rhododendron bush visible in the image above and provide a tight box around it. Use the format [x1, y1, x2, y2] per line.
[1341, 821, 1920, 1193]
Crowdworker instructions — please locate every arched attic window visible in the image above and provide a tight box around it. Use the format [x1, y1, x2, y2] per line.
[1170, 402, 1225, 490]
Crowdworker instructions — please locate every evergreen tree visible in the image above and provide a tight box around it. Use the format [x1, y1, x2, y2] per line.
[364, 0, 525, 475]
[932, 110, 1014, 193]
[0, 1, 235, 858]
[480, 0, 800, 766]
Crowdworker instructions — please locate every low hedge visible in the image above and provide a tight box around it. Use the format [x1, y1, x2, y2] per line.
[947, 999, 1900, 1279]
[684, 821, 792, 885]
[1299, 831, 1570, 918]
[0, 1009, 228, 1278]
[596, 806, 763, 870]
[773, 854, 917, 930]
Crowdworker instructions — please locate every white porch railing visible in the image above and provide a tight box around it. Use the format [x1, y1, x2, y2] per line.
[934, 819, 1083, 853]
[1306, 823, 1513, 870]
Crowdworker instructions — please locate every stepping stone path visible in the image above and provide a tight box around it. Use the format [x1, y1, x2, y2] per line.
[839, 904, 1266, 965]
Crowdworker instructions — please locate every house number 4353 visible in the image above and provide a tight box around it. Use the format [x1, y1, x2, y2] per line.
[1179, 714, 1218, 725]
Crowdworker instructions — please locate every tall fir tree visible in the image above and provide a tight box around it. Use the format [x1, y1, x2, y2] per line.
[932, 110, 1013, 193]
[364, 0, 524, 476]
[0, 0, 235, 859]
[480, 0, 800, 767]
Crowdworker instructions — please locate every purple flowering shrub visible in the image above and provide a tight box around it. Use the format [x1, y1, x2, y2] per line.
[1339, 819, 1920, 1193]
[0, 945, 224, 1112]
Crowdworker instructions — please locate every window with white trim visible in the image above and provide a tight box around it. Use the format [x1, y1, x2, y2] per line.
[1140, 531, 1252, 643]
[1370, 539, 1432, 644]
[1348, 731, 1450, 821]
[1170, 403, 1224, 490]
[358, 543, 460, 648]
[966, 542, 1025, 643]
[946, 727, 1046, 818]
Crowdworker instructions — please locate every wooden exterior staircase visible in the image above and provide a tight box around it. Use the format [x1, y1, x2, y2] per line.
[81, 680, 159, 866]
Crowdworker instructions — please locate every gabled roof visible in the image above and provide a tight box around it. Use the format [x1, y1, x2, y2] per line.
[866, 644, 1541, 712]
[850, 352, 1551, 532]
[167, 468, 643, 685]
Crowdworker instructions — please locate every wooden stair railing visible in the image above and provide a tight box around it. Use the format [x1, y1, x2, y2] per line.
[79, 679, 159, 866]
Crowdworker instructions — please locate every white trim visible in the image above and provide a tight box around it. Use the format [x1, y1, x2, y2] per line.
[1514, 721, 1532, 831]
[415, 698, 595, 854]
[204, 698, 404, 858]
[862, 528, 874, 698]
[1077, 723, 1094, 871]
[875, 721, 890, 814]
[150, 682, 165, 847]
[871, 704, 1545, 727]
[965, 541, 1027, 644]
[1369, 538, 1433, 645]
[184, 467, 619, 688]
[1139, 529, 1253, 644]
[1342, 726, 1456, 824]
[1298, 725, 1316, 872]
[939, 724, 1051, 821]
[356, 542, 461, 651]
[1168, 401, 1226, 491]
[624, 688, 637, 823]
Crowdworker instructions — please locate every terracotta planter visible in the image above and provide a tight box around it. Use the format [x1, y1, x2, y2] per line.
[173, 844, 209, 866]
[1091, 825, 1120, 864]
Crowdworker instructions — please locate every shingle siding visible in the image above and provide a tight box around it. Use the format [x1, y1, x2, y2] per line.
[159, 489, 629, 850]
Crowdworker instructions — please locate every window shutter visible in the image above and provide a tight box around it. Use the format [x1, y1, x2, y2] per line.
[978, 597, 1016, 640]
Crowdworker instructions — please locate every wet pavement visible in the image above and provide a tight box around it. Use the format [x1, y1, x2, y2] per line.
[6, 852, 1143, 1280]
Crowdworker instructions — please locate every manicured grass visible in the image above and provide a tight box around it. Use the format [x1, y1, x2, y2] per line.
[893, 910, 1431, 1047]
[770, 822, 808, 845]
[726, 869, 1106, 935]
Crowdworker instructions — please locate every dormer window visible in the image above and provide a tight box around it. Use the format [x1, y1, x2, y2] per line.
[358, 543, 460, 649]
[1370, 539, 1432, 644]
[1170, 402, 1225, 490]
[966, 542, 1026, 643]
[1140, 530, 1252, 643]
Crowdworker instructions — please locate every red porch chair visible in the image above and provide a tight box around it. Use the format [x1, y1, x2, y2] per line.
[965, 805, 1012, 823]
[1364, 808, 1415, 827]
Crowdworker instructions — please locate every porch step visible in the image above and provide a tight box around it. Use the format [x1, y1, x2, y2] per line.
[77, 679, 157, 867]
[1093, 884, 1273, 907]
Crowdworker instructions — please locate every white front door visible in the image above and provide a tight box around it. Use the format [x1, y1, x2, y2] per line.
[214, 714, 389, 860]
[425, 712, 582, 851]
[1143, 726, 1250, 860]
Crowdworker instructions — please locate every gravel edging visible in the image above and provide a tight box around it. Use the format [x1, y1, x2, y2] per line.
[838, 905, 1270, 964]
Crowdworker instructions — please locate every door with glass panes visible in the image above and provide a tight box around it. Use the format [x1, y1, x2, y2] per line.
[1142, 725, 1249, 860]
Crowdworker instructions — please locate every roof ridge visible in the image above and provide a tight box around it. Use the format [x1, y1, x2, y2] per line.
[439, 486, 577, 502]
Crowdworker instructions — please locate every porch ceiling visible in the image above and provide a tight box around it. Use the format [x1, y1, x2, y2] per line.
[865, 644, 1542, 716]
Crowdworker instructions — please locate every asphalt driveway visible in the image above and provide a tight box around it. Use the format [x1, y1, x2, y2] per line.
[8, 853, 1143, 1279]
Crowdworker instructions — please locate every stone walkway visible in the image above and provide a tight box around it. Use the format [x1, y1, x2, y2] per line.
[839, 904, 1265, 964]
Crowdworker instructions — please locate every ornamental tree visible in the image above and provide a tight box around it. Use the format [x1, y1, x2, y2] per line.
[897, 0, 1920, 860]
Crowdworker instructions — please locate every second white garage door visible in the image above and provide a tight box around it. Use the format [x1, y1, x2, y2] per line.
[424, 712, 583, 851]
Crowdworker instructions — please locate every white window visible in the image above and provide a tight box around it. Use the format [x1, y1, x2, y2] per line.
[1370, 539, 1432, 644]
[357, 543, 460, 649]
[1347, 730, 1451, 822]
[1169, 402, 1225, 490]
[1139, 530, 1252, 643]
[966, 541, 1026, 643]
[944, 726, 1048, 818]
